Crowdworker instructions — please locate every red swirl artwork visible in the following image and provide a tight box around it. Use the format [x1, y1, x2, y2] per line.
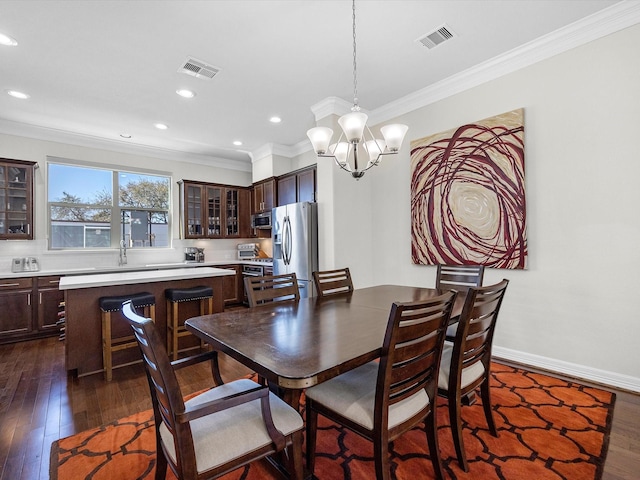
[410, 109, 527, 269]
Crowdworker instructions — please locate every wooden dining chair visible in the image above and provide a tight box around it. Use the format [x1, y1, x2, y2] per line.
[244, 273, 300, 307]
[305, 291, 458, 480]
[436, 264, 485, 340]
[436, 264, 485, 292]
[121, 300, 304, 480]
[437, 279, 509, 472]
[313, 267, 354, 297]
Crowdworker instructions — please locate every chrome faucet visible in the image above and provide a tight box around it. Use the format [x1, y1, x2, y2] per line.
[118, 240, 127, 266]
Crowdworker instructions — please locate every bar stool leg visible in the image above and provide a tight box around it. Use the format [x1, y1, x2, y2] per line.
[166, 298, 172, 355]
[172, 301, 180, 361]
[102, 311, 113, 382]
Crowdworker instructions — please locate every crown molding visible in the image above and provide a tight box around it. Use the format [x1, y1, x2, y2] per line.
[303, 1, 640, 127]
[308, 96, 352, 121]
[0, 118, 252, 172]
[251, 141, 310, 162]
[230, 1, 640, 163]
[370, 0, 640, 125]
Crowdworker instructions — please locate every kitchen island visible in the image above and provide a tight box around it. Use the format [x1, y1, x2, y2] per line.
[60, 267, 234, 377]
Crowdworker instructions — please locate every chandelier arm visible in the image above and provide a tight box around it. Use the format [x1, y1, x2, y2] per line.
[362, 123, 382, 165]
[336, 158, 353, 173]
[307, 0, 407, 181]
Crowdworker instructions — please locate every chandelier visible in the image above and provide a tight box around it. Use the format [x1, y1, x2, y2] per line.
[307, 0, 408, 179]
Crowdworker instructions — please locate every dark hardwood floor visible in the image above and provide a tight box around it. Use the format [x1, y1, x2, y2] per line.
[0, 336, 638, 480]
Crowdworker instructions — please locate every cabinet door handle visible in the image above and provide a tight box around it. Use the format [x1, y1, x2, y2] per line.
[39, 292, 43, 304]
[28, 293, 31, 306]
[0, 283, 21, 288]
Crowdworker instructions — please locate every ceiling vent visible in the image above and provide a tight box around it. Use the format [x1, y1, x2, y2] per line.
[416, 25, 455, 49]
[178, 57, 220, 80]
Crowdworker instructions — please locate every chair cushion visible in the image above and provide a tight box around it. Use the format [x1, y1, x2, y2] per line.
[99, 292, 155, 312]
[304, 362, 430, 431]
[438, 341, 485, 391]
[445, 322, 458, 338]
[165, 286, 213, 302]
[158, 379, 303, 473]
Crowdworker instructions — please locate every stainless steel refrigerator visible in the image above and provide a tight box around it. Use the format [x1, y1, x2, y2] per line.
[272, 202, 318, 298]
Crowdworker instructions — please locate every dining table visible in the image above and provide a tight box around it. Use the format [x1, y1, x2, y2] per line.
[185, 284, 465, 410]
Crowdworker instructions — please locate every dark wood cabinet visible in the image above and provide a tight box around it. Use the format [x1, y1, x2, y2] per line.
[218, 265, 242, 305]
[37, 276, 64, 332]
[0, 276, 66, 344]
[252, 178, 276, 213]
[277, 174, 297, 206]
[277, 166, 316, 206]
[180, 180, 250, 239]
[0, 158, 36, 240]
[0, 278, 34, 340]
[297, 167, 316, 203]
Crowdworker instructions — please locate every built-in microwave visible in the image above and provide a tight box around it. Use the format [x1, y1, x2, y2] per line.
[251, 211, 272, 229]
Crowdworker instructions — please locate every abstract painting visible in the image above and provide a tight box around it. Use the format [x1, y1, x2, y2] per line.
[410, 109, 527, 269]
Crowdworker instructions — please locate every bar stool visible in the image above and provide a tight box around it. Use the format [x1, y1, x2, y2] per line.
[99, 291, 155, 381]
[165, 286, 213, 361]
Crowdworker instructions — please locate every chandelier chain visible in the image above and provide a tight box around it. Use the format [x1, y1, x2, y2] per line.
[352, 0, 359, 110]
[305, 0, 408, 179]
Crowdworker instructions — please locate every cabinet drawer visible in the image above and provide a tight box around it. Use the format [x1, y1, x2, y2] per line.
[38, 276, 61, 288]
[0, 278, 33, 290]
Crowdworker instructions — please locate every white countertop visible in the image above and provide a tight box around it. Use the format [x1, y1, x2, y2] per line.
[58, 266, 235, 290]
[0, 259, 272, 280]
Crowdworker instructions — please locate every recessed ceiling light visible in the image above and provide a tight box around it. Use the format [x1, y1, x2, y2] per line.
[154, 123, 168, 130]
[233, 140, 243, 146]
[120, 133, 132, 139]
[269, 116, 282, 124]
[6, 90, 30, 99]
[176, 89, 196, 98]
[0, 32, 18, 46]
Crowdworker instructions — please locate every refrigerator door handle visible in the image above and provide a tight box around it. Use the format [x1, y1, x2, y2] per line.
[283, 215, 292, 265]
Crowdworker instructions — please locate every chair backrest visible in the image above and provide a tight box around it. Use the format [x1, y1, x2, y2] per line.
[376, 291, 457, 423]
[450, 279, 509, 388]
[244, 273, 300, 307]
[436, 264, 485, 292]
[121, 301, 196, 469]
[313, 268, 354, 298]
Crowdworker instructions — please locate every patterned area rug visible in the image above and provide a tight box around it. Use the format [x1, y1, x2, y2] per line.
[50, 363, 615, 479]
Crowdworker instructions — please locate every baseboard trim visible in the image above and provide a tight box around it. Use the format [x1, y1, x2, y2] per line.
[492, 346, 640, 393]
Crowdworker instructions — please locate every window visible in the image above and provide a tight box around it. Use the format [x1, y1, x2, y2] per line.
[47, 161, 170, 249]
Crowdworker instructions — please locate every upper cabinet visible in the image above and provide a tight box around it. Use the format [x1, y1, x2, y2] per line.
[297, 166, 316, 203]
[252, 178, 276, 213]
[180, 180, 250, 239]
[277, 166, 316, 206]
[277, 174, 296, 206]
[0, 158, 35, 240]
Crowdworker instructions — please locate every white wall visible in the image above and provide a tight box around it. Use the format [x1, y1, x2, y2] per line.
[356, 24, 640, 389]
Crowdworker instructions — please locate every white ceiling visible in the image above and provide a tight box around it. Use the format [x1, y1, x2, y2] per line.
[0, 0, 626, 169]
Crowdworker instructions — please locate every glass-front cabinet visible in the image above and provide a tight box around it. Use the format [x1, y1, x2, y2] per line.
[180, 180, 250, 239]
[206, 185, 222, 237]
[225, 188, 239, 236]
[185, 183, 203, 237]
[0, 158, 35, 240]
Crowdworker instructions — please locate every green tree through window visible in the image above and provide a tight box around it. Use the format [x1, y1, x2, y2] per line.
[48, 162, 170, 249]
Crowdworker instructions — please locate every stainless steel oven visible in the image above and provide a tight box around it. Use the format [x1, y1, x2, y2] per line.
[241, 264, 264, 304]
[242, 264, 264, 277]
